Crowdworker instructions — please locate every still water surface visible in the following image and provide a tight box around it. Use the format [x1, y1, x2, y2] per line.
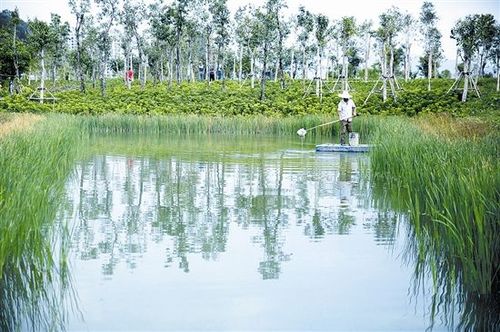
[61, 134, 447, 331]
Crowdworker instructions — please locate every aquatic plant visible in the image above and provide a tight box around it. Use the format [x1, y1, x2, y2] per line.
[370, 115, 499, 329]
[0, 115, 80, 331]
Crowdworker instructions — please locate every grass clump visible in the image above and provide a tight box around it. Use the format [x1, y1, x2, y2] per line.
[0, 114, 80, 331]
[370, 115, 499, 329]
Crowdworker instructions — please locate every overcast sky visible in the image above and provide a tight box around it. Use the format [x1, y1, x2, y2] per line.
[1, 0, 499, 67]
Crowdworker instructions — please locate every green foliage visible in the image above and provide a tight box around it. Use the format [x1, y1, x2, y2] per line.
[0, 78, 499, 119]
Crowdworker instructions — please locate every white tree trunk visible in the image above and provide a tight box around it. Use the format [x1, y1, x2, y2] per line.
[404, 44, 411, 81]
[40, 49, 45, 104]
[462, 60, 469, 102]
[250, 53, 255, 89]
[364, 35, 370, 82]
[290, 49, 295, 79]
[382, 43, 387, 102]
[232, 56, 236, 80]
[496, 54, 499, 92]
[238, 45, 243, 83]
[302, 48, 306, 84]
[274, 60, 279, 82]
[315, 47, 320, 96]
[427, 51, 432, 91]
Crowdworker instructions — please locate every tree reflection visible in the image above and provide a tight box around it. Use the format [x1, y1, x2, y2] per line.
[65, 145, 395, 284]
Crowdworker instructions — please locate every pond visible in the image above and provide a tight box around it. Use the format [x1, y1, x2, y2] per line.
[60, 133, 451, 331]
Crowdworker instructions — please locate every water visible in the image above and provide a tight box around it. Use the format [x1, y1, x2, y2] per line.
[60, 134, 448, 331]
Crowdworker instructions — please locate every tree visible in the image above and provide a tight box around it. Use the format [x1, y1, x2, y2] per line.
[234, 5, 255, 83]
[150, 1, 176, 87]
[94, 0, 120, 97]
[11, 9, 21, 84]
[122, 0, 147, 88]
[48, 14, 70, 84]
[296, 6, 314, 86]
[338, 16, 356, 91]
[211, 0, 230, 87]
[69, 0, 91, 93]
[27, 19, 56, 103]
[375, 7, 402, 101]
[257, 0, 279, 100]
[489, 24, 500, 91]
[312, 14, 330, 96]
[451, 16, 481, 101]
[419, 1, 440, 91]
[475, 14, 496, 77]
[172, 0, 189, 84]
[358, 20, 373, 82]
[271, 0, 288, 89]
[400, 13, 416, 81]
[0, 9, 30, 93]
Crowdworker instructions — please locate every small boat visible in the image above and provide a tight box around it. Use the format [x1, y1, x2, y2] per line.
[316, 144, 371, 153]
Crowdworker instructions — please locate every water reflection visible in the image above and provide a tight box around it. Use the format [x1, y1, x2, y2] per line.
[64, 139, 395, 282]
[63, 134, 443, 331]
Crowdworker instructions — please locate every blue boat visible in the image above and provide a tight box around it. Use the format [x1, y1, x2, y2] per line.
[316, 144, 371, 153]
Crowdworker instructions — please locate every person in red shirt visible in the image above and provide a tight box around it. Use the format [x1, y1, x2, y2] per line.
[126, 68, 134, 88]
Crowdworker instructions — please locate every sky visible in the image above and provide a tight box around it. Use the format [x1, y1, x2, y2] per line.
[1, 0, 499, 71]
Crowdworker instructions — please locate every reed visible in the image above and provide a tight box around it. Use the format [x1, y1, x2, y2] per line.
[76, 113, 378, 142]
[370, 116, 499, 329]
[0, 114, 80, 331]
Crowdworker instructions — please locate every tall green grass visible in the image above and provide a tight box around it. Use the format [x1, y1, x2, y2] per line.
[77, 113, 379, 141]
[370, 116, 499, 330]
[0, 115, 81, 331]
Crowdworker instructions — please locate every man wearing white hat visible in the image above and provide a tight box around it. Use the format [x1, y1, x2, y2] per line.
[337, 90, 357, 145]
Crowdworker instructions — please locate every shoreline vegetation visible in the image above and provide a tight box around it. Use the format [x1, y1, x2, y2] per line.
[0, 78, 498, 330]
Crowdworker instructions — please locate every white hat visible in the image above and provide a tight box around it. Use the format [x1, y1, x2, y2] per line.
[339, 91, 352, 99]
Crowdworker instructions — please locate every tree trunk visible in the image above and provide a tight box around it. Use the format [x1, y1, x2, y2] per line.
[187, 40, 193, 82]
[364, 35, 370, 82]
[302, 48, 306, 87]
[232, 55, 236, 80]
[462, 60, 469, 102]
[12, 23, 20, 93]
[342, 54, 348, 91]
[382, 43, 387, 102]
[76, 14, 85, 93]
[250, 52, 255, 89]
[168, 50, 174, 88]
[290, 49, 295, 79]
[40, 49, 45, 104]
[205, 37, 210, 83]
[427, 51, 432, 91]
[274, 61, 279, 82]
[176, 31, 181, 84]
[405, 44, 411, 81]
[238, 45, 243, 83]
[100, 49, 108, 97]
[52, 65, 57, 85]
[315, 47, 320, 96]
[160, 55, 164, 83]
[260, 42, 268, 100]
[496, 54, 499, 92]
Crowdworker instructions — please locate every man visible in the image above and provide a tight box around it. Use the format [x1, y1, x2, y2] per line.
[337, 90, 357, 145]
[126, 68, 134, 89]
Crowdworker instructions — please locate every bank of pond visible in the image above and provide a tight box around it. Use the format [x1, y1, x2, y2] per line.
[0, 114, 498, 330]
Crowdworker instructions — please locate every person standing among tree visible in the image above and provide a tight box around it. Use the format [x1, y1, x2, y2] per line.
[126, 67, 134, 89]
[337, 90, 357, 145]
